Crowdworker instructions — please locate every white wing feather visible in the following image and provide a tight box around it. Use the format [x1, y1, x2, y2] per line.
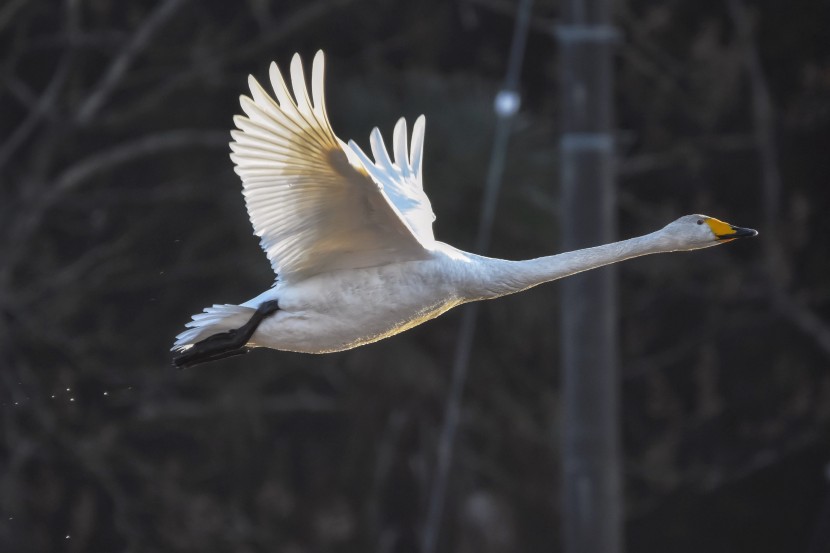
[346, 115, 435, 244]
[229, 51, 436, 281]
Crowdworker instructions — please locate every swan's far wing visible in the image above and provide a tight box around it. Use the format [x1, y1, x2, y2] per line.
[345, 115, 436, 244]
[230, 52, 431, 280]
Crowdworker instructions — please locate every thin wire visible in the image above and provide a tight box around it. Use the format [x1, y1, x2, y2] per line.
[421, 1, 535, 551]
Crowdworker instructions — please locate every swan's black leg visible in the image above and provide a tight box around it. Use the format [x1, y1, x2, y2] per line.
[173, 300, 280, 369]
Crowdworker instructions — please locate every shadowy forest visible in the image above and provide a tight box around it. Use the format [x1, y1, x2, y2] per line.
[1, 0, 829, 552]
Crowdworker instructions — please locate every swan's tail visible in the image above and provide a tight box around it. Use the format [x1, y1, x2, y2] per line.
[172, 304, 256, 352]
[171, 301, 280, 369]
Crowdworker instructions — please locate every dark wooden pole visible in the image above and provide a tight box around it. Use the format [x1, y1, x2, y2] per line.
[557, 0, 621, 551]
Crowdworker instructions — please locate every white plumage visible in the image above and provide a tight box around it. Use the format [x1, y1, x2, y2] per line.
[172, 51, 756, 367]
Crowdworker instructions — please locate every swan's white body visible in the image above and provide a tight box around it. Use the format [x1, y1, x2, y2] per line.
[173, 51, 756, 357]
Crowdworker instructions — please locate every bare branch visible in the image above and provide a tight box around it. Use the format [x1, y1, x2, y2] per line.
[0, 130, 226, 290]
[460, 0, 556, 33]
[228, 0, 356, 62]
[728, 0, 785, 281]
[729, 0, 830, 360]
[75, 0, 189, 125]
[0, 0, 27, 34]
[773, 291, 830, 358]
[0, 56, 72, 170]
[3, 76, 38, 110]
[98, 0, 355, 129]
[54, 129, 227, 194]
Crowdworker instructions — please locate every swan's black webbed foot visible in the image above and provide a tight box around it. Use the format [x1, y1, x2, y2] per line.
[173, 300, 280, 369]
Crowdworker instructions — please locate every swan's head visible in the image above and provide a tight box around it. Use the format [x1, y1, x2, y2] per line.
[660, 214, 758, 251]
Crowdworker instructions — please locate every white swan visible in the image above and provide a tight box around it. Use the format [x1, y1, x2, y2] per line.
[172, 51, 757, 368]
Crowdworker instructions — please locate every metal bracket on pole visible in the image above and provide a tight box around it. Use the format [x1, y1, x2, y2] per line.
[561, 133, 615, 153]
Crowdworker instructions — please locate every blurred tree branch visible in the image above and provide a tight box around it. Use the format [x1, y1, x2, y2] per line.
[75, 0, 190, 125]
[729, 0, 830, 359]
[54, 130, 227, 194]
[0, 55, 72, 170]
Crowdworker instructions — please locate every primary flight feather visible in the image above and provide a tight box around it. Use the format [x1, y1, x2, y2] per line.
[172, 51, 756, 368]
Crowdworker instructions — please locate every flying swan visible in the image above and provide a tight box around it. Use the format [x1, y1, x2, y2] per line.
[172, 51, 757, 368]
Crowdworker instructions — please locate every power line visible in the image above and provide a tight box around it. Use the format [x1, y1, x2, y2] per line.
[421, 1, 535, 551]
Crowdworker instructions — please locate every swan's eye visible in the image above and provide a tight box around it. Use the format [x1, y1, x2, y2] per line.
[696, 219, 704, 225]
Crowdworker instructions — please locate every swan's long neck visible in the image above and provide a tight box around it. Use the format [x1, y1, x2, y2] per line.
[460, 230, 670, 301]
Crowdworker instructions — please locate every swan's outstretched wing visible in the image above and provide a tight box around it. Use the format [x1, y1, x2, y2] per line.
[230, 51, 436, 281]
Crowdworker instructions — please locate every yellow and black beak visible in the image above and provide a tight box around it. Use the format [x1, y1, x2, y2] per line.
[705, 217, 759, 241]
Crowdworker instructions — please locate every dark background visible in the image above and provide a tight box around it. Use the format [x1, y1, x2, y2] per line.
[1, 0, 829, 552]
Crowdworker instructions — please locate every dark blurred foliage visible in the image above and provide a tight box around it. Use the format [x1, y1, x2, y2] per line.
[0, 0, 828, 552]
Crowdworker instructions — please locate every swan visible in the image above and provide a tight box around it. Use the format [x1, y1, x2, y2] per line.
[171, 51, 757, 368]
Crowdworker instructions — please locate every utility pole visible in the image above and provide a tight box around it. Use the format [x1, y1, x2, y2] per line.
[557, 0, 621, 551]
